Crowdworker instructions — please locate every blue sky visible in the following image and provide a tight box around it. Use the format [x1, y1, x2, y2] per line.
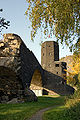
[0, 0, 73, 63]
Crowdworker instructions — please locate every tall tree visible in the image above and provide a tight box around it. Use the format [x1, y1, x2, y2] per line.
[0, 9, 10, 33]
[26, 0, 80, 51]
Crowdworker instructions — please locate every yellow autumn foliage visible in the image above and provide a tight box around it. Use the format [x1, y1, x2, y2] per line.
[67, 53, 80, 86]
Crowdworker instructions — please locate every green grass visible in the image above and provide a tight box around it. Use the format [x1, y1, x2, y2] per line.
[43, 95, 80, 120]
[0, 96, 65, 120]
[43, 102, 80, 120]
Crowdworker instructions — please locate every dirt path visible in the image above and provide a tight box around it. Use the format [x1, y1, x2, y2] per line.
[28, 106, 58, 120]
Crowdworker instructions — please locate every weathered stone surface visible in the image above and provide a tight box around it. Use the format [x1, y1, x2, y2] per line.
[41, 41, 66, 77]
[43, 70, 74, 95]
[24, 88, 38, 102]
[0, 34, 21, 57]
[7, 98, 18, 104]
[41, 41, 74, 95]
[1, 96, 9, 101]
[0, 33, 74, 103]
[0, 33, 39, 103]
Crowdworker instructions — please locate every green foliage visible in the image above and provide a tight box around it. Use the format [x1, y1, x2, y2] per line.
[73, 89, 80, 99]
[73, 73, 80, 88]
[26, 0, 79, 50]
[66, 50, 80, 88]
[0, 96, 65, 120]
[0, 9, 10, 33]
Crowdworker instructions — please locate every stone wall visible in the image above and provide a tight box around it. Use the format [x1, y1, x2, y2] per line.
[0, 33, 74, 102]
[60, 55, 74, 76]
[52, 61, 67, 77]
[41, 41, 74, 95]
[43, 70, 74, 95]
[19, 41, 43, 88]
[0, 34, 23, 95]
[0, 33, 39, 103]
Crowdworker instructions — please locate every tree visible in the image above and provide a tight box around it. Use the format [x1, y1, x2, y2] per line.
[0, 9, 10, 33]
[25, 0, 79, 50]
[66, 52, 80, 89]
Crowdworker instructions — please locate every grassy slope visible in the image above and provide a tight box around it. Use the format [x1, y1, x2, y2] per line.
[0, 96, 65, 120]
[43, 96, 80, 120]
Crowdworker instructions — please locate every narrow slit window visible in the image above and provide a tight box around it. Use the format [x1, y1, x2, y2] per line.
[55, 64, 59, 67]
[57, 72, 58, 74]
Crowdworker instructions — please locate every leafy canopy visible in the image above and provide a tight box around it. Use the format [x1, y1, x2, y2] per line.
[26, 0, 80, 50]
[0, 9, 10, 33]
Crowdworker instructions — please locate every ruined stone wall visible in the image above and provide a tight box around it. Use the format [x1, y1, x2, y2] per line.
[0, 33, 41, 102]
[0, 34, 23, 102]
[0, 33, 74, 101]
[0, 33, 43, 89]
[60, 55, 74, 76]
[0, 34, 22, 72]
[0, 34, 21, 57]
[43, 70, 74, 95]
[19, 40, 43, 88]
[52, 61, 67, 77]
[0, 34, 23, 93]
[41, 41, 74, 95]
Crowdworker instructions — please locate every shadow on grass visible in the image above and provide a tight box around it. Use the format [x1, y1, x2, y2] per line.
[0, 96, 65, 120]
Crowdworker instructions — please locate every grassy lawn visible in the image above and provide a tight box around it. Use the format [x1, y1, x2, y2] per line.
[43, 97, 80, 120]
[0, 95, 65, 120]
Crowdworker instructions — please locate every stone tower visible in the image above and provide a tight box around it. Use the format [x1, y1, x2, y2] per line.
[41, 41, 66, 77]
[41, 41, 59, 70]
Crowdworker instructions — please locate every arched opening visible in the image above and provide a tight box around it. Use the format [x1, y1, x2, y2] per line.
[30, 69, 43, 96]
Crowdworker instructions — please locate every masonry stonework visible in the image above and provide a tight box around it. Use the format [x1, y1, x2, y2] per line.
[41, 41, 59, 70]
[0, 33, 41, 103]
[41, 41, 66, 78]
[0, 33, 74, 103]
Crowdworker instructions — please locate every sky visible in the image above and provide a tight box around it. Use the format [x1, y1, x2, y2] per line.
[0, 0, 73, 63]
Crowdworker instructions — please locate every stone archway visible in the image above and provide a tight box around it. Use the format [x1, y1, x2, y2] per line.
[30, 69, 43, 96]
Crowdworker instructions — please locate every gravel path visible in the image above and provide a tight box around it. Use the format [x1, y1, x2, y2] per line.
[28, 106, 57, 120]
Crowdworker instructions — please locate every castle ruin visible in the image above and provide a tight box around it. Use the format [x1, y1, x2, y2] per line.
[0, 33, 74, 103]
[41, 41, 66, 78]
